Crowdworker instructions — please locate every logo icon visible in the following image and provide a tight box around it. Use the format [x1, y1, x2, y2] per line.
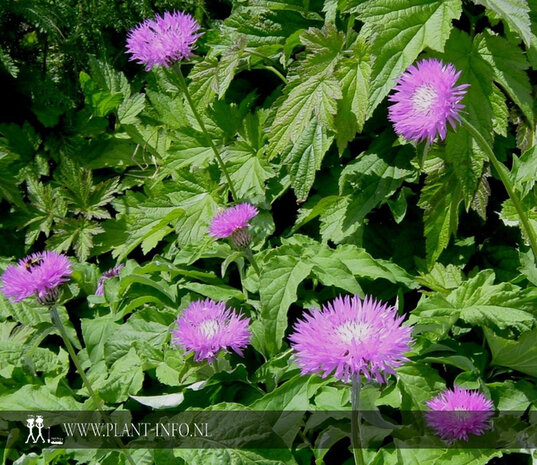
[25, 415, 46, 444]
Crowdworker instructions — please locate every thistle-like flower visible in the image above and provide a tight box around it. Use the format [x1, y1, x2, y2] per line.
[126, 11, 202, 71]
[289, 295, 412, 383]
[1, 251, 72, 305]
[209, 203, 258, 248]
[426, 386, 494, 442]
[95, 264, 123, 296]
[171, 299, 251, 362]
[388, 58, 469, 143]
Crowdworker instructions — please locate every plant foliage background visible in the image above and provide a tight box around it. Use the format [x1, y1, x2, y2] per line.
[1, 0, 537, 463]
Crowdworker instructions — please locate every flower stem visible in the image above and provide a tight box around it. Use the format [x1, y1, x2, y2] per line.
[173, 65, 239, 202]
[461, 117, 537, 262]
[49, 305, 136, 465]
[50, 305, 102, 409]
[351, 374, 366, 465]
[244, 247, 261, 276]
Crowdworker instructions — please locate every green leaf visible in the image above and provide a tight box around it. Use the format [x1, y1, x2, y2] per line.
[418, 160, 465, 267]
[444, 129, 486, 206]
[109, 195, 184, 261]
[56, 158, 120, 220]
[396, 449, 502, 465]
[358, 0, 462, 113]
[188, 59, 219, 109]
[48, 218, 104, 262]
[477, 31, 534, 125]
[411, 270, 537, 335]
[104, 308, 173, 364]
[298, 24, 344, 76]
[224, 142, 274, 200]
[118, 93, 146, 125]
[173, 193, 219, 247]
[310, 134, 414, 243]
[268, 75, 341, 157]
[92, 348, 144, 403]
[334, 39, 370, 152]
[215, 36, 248, 99]
[485, 327, 537, 377]
[473, 0, 533, 47]
[415, 263, 464, 295]
[0, 383, 84, 410]
[79, 71, 123, 117]
[81, 317, 116, 364]
[24, 176, 67, 246]
[281, 118, 334, 201]
[223, 6, 322, 48]
[253, 244, 314, 357]
[397, 363, 445, 409]
[439, 30, 494, 144]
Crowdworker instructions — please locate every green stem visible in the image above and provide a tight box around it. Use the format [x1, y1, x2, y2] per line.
[173, 65, 239, 202]
[244, 248, 261, 276]
[461, 117, 537, 262]
[49, 305, 136, 465]
[245, 50, 288, 84]
[351, 374, 365, 465]
[50, 305, 102, 409]
[264, 65, 288, 84]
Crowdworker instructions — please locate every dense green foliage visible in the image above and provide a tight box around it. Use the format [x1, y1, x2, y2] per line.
[1, 0, 537, 463]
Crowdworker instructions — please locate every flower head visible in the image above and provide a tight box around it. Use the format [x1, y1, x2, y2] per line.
[1, 251, 72, 304]
[289, 295, 412, 383]
[209, 203, 258, 248]
[171, 298, 251, 362]
[96, 264, 123, 296]
[426, 386, 494, 442]
[388, 58, 469, 143]
[126, 11, 202, 71]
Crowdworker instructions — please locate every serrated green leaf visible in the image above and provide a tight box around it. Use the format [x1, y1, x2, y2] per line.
[298, 24, 344, 76]
[418, 161, 464, 267]
[358, 0, 462, 114]
[118, 93, 145, 125]
[477, 31, 534, 125]
[334, 40, 370, 152]
[92, 348, 144, 403]
[268, 75, 341, 157]
[282, 118, 333, 201]
[48, 218, 104, 262]
[486, 327, 537, 377]
[313, 135, 414, 243]
[253, 245, 314, 357]
[439, 30, 494, 144]
[444, 129, 486, 207]
[473, 0, 533, 47]
[411, 270, 537, 335]
[490, 84, 509, 137]
[224, 141, 274, 199]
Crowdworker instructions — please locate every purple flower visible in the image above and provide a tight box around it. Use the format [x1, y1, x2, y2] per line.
[426, 386, 494, 442]
[96, 264, 123, 296]
[171, 298, 251, 362]
[1, 251, 72, 304]
[126, 11, 202, 71]
[289, 295, 412, 383]
[388, 58, 469, 143]
[209, 203, 258, 248]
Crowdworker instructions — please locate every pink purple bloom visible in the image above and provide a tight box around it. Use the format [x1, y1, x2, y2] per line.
[289, 295, 412, 383]
[171, 298, 251, 362]
[96, 264, 123, 296]
[388, 58, 469, 143]
[209, 203, 258, 247]
[126, 11, 202, 71]
[426, 386, 494, 442]
[1, 251, 72, 304]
